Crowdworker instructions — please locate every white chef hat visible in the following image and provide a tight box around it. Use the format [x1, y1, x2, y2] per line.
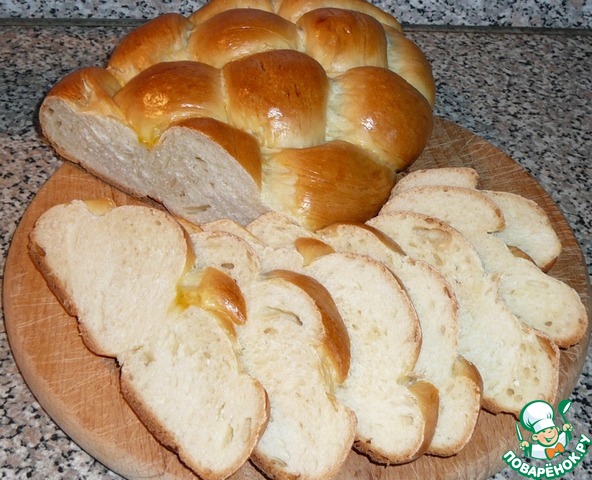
[520, 400, 556, 433]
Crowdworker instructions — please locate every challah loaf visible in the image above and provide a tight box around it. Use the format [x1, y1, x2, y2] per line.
[367, 211, 560, 415]
[381, 184, 587, 347]
[29, 200, 269, 480]
[39, 0, 435, 230]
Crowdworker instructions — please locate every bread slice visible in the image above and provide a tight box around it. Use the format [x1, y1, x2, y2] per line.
[317, 223, 482, 456]
[388, 167, 562, 270]
[303, 253, 438, 464]
[239, 271, 356, 479]
[381, 185, 587, 347]
[368, 211, 559, 415]
[29, 200, 269, 480]
[461, 229, 587, 348]
[202, 217, 305, 273]
[391, 166, 479, 195]
[381, 185, 506, 234]
[482, 190, 562, 271]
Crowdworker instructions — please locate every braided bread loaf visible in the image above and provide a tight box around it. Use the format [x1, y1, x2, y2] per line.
[39, 0, 435, 230]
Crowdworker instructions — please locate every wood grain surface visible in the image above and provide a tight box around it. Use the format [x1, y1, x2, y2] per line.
[4, 118, 591, 480]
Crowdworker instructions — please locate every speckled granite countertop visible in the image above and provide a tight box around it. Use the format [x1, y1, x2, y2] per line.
[2, 0, 591, 28]
[0, 21, 591, 480]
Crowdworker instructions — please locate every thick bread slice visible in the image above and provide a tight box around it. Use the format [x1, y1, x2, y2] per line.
[202, 218, 305, 273]
[391, 167, 479, 195]
[482, 190, 562, 271]
[368, 212, 559, 415]
[381, 185, 506, 234]
[239, 272, 356, 480]
[303, 253, 438, 464]
[29, 199, 187, 357]
[29, 200, 269, 480]
[388, 167, 562, 270]
[317, 223, 482, 456]
[382, 186, 586, 347]
[460, 229, 587, 348]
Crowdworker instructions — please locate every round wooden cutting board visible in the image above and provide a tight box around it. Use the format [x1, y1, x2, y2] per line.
[4, 118, 591, 480]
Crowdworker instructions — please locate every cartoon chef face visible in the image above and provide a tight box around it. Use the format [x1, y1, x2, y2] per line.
[520, 400, 557, 440]
[532, 426, 560, 447]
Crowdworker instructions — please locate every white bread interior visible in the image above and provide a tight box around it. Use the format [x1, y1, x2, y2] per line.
[173, 223, 357, 479]
[239, 273, 356, 479]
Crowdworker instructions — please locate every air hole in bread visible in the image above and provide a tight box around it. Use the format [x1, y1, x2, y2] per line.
[138, 348, 155, 367]
[263, 306, 303, 326]
[270, 457, 288, 469]
[184, 205, 211, 214]
[225, 425, 234, 446]
[221, 262, 235, 270]
[545, 321, 553, 327]
[507, 388, 515, 397]
[413, 226, 451, 247]
[402, 415, 415, 426]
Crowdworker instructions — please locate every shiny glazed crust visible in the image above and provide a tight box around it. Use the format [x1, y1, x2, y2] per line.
[40, 0, 435, 230]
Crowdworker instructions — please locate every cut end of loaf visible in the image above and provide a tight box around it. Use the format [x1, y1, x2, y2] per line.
[40, 0, 436, 230]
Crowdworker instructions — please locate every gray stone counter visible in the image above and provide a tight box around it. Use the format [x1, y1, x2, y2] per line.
[0, 23, 591, 480]
[1, 0, 591, 28]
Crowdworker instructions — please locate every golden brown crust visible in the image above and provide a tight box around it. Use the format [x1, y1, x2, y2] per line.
[298, 8, 388, 74]
[188, 8, 299, 68]
[177, 267, 248, 337]
[41, 0, 435, 230]
[173, 117, 263, 188]
[107, 13, 194, 84]
[265, 269, 351, 385]
[406, 380, 440, 461]
[42, 67, 122, 119]
[384, 26, 436, 107]
[223, 49, 329, 149]
[294, 237, 336, 266]
[276, 0, 403, 32]
[333, 66, 433, 171]
[189, 0, 275, 25]
[113, 61, 226, 145]
[265, 140, 396, 230]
